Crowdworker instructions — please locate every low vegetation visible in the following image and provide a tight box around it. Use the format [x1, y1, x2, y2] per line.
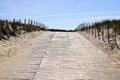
[0, 19, 48, 40]
[49, 29, 74, 32]
[76, 20, 120, 50]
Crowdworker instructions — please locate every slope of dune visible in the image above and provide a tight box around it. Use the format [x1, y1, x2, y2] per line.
[0, 31, 43, 78]
[80, 32, 120, 65]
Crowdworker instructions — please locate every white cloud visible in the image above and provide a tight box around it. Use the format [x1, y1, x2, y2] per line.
[70, 16, 120, 22]
[46, 16, 120, 24]
[32, 11, 120, 18]
[0, 10, 32, 15]
[45, 16, 120, 29]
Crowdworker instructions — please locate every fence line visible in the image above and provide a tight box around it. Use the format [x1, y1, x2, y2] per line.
[0, 19, 48, 40]
[76, 20, 120, 50]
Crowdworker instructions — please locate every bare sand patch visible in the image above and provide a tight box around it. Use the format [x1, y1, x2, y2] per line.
[0, 31, 43, 77]
[79, 32, 120, 65]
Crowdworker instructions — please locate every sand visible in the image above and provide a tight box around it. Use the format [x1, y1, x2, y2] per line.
[79, 32, 120, 65]
[0, 31, 43, 78]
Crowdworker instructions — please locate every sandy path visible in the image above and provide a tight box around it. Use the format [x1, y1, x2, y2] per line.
[0, 31, 55, 80]
[69, 32, 120, 80]
[0, 31, 45, 79]
[34, 32, 120, 80]
[0, 32, 120, 80]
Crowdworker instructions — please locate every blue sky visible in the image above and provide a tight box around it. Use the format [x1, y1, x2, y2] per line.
[0, 0, 120, 30]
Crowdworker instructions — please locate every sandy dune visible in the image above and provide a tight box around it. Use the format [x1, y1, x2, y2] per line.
[0, 31, 43, 77]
